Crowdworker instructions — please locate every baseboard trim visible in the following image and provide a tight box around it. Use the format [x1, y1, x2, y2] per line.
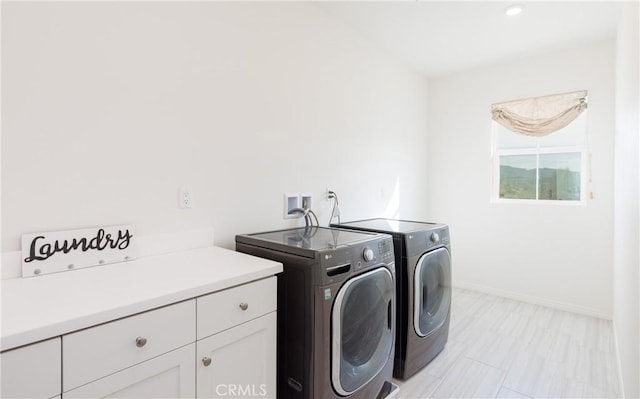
[611, 320, 627, 398]
[453, 280, 612, 320]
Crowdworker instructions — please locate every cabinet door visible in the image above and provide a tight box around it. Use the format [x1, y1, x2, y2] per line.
[64, 344, 195, 399]
[0, 337, 61, 399]
[197, 313, 276, 399]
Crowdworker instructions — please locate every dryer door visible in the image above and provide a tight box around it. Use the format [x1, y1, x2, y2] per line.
[331, 267, 394, 396]
[414, 247, 451, 337]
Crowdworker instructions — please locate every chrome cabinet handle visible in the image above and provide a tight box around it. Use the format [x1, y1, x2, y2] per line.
[202, 357, 212, 367]
[135, 337, 147, 348]
[239, 302, 249, 311]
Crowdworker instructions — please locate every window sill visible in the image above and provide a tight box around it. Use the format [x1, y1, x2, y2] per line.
[490, 198, 587, 206]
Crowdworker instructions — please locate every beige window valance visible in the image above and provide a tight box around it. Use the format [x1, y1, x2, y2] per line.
[491, 90, 588, 137]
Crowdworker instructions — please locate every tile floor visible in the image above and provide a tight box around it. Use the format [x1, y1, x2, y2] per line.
[394, 288, 621, 398]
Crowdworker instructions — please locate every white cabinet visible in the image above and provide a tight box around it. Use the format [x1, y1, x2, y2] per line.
[197, 313, 276, 399]
[64, 344, 195, 399]
[2, 276, 277, 399]
[0, 338, 61, 399]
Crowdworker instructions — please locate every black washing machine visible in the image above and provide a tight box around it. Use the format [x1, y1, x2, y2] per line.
[332, 219, 452, 380]
[236, 226, 397, 398]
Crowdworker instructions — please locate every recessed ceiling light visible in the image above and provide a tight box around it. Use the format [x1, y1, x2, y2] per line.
[505, 5, 523, 16]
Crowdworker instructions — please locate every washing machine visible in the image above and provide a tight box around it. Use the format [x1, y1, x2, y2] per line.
[236, 226, 397, 398]
[332, 219, 451, 380]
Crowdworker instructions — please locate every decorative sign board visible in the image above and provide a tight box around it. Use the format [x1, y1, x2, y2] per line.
[21, 225, 137, 278]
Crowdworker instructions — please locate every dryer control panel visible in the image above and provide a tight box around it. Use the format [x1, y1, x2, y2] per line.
[406, 226, 450, 258]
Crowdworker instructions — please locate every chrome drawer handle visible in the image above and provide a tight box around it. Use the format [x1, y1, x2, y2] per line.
[239, 302, 249, 311]
[135, 337, 147, 348]
[202, 357, 212, 367]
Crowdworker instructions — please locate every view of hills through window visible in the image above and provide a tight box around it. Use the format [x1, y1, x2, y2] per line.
[499, 153, 581, 200]
[494, 110, 586, 202]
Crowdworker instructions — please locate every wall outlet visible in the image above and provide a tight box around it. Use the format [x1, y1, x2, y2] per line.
[284, 193, 300, 219]
[179, 187, 193, 209]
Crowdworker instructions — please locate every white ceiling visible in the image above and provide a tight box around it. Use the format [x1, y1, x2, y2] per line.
[315, 1, 624, 77]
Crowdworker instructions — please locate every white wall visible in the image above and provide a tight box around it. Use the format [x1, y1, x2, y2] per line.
[427, 41, 616, 318]
[613, 2, 639, 397]
[1, 3, 429, 256]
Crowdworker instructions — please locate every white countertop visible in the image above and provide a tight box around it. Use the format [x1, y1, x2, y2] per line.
[1, 246, 282, 351]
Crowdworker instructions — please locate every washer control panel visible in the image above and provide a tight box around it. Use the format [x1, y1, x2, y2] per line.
[357, 236, 394, 268]
[319, 235, 394, 284]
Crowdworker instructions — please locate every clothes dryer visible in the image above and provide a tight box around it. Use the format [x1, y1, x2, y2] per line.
[332, 219, 451, 380]
[236, 227, 397, 398]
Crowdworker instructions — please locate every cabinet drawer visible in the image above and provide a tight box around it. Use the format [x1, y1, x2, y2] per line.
[63, 300, 195, 392]
[197, 277, 276, 339]
[0, 338, 61, 399]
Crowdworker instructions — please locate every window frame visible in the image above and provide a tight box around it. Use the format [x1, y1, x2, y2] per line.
[490, 123, 588, 206]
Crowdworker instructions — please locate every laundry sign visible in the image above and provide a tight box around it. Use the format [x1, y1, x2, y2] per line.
[21, 225, 137, 278]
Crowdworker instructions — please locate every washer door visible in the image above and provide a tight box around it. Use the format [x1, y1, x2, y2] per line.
[414, 247, 451, 337]
[331, 267, 394, 396]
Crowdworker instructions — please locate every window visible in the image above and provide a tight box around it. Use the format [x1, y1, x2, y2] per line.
[492, 107, 588, 203]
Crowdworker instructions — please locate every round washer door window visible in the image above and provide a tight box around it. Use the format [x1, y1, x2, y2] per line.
[414, 247, 451, 337]
[331, 267, 394, 396]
